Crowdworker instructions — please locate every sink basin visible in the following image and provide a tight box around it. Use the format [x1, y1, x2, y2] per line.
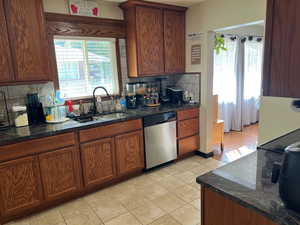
[93, 113, 128, 121]
[72, 112, 128, 123]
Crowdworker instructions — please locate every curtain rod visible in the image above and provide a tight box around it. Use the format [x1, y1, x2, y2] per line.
[217, 33, 264, 38]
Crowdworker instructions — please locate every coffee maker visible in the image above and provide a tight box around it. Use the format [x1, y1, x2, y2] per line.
[26, 93, 46, 125]
[125, 83, 137, 109]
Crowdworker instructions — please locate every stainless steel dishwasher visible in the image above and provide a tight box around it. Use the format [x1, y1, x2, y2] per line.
[144, 112, 177, 169]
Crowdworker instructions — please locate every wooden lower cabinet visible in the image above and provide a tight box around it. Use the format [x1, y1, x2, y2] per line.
[81, 138, 117, 188]
[178, 118, 199, 139]
[202, 187, 277, 225]
[39, 147, 81, 201]
[178, 135, 199, 156]
[115, 130, 144, 176]
[0, 156, 43, 217]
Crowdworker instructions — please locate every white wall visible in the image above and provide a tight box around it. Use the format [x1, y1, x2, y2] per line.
[43, 0, 123, 19]
[186, 0, 267, 153]
[258, 97, 300, 144]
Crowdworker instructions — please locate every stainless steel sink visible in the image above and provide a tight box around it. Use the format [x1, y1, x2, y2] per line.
[72, 112, 129, 123]
[92, 113, 128, 121]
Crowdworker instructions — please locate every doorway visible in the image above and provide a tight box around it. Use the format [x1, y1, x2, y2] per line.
[212, 22, 265, 162]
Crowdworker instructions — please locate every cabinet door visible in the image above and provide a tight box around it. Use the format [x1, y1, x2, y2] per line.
[39, 147, 81, 201]
[81, 138, 117, 188]
[136, 6, 164, 75]
[115, 130, 144, 176]
[263, 0, 300, 97]
[164, 10, 185, 74]
[4, 0, 50, 82]
[0, 0, 14, 83]
[0, 156, 43, 216]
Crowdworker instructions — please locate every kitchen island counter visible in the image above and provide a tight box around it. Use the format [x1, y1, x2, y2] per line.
[197, 149, 300, 225]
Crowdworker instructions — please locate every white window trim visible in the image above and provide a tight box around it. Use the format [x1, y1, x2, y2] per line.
[54, 36, 120, 100]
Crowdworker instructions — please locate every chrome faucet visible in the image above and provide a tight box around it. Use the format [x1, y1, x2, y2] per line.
[92, 86, 111, 114]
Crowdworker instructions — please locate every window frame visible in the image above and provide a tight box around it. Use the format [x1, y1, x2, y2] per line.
[52, 36, 123, 101]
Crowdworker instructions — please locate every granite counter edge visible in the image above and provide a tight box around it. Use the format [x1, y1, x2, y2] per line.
[0, 104, 200, 146]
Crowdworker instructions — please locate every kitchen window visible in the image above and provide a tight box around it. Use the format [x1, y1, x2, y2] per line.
[54, 36, 119, 99]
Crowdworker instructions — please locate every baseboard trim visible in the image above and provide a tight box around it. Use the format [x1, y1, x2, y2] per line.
[196, 151, 214, 158]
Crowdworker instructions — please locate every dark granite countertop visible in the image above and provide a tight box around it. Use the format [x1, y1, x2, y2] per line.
[0, 103, 199, 146]
[197, 149, 300, 225]
[258, 128, 300, 153]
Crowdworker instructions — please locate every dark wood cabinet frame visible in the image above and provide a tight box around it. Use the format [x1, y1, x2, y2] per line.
[45, 13, 126, 99]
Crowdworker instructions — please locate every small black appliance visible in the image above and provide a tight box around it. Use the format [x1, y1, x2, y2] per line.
[166, 88, 184, 105]
[26, 93, 46, 125]
[271, 142, 300, 213]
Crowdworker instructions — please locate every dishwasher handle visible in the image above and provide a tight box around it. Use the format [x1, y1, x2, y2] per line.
[143, 112, 176, 127]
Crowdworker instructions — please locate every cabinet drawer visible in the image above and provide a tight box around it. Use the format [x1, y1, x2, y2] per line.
[177, 108, 199, 121]
[79, 119, 142, 143]
[178, 118, 199, 139]
[178, 135, 199, 156]
[0, 133, 76, 162]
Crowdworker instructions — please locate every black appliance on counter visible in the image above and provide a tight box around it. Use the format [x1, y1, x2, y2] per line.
[166, 88, 184, 105]
[26, 93, 46, 125]
[0, 91, 10, 130]
[272, 142, 300, 214]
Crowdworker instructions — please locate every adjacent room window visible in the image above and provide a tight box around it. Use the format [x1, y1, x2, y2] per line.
[54, 36, 119, 99]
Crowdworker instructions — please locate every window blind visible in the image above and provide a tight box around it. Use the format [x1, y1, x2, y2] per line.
[54, 37, 119, 99]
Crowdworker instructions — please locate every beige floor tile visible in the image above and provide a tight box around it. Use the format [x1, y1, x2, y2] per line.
[59, 199, 103, 225]
[151, 193, 186, 213]
[190, 199, 201, 210]
[88, 198, 128, 222]
[30, 208, 65, 225]
[173, 160, 202, 171]
[157, 175, 185, 191]
[145, 170, 171, 182]
[188, 181, 201, 190]
[159, 164, 183, 176]
[171, 204, 200, 225]
[174, 171, 198, 184]
[120, 195, 153, 211]
[172, 185, 200, 203]
[4, 219, 31, 225]
[104, 213, 141, 225]
[130, 201, 165, 225]
[139, 184, 169, 200]
[149, 215, 181, 225]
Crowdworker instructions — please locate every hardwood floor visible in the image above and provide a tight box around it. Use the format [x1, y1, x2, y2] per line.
[213, 124, 258, 163]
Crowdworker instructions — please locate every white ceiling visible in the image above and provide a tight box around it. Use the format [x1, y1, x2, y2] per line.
[104, 0, 206, 7]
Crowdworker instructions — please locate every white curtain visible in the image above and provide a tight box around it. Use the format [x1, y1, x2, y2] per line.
[213, 36, 263, 132]
[243, 41, 263, 126]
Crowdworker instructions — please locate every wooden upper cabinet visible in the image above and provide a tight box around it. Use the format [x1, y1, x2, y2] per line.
[81, 138, 117, 188]
[136, 6, 165, 76]
[164, 10, 185, 74]
[3, 0, 50, 82]
[120, 1, 186, 77]
[263, 0, 300, 98]
[0, 0, 14, 83]
[39, 147, 82, 201]
[115, 130, 144, 176]
[0, 156, 43, 217]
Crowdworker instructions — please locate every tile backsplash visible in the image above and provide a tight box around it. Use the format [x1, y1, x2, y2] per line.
[0, 40, 200, 123]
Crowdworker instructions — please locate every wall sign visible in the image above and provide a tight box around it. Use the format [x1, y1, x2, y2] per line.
[191, 44, 201, 65]
[69, 0, 99, 17]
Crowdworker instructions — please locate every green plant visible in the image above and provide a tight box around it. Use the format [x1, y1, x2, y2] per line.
[214, 34, 227, 54]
